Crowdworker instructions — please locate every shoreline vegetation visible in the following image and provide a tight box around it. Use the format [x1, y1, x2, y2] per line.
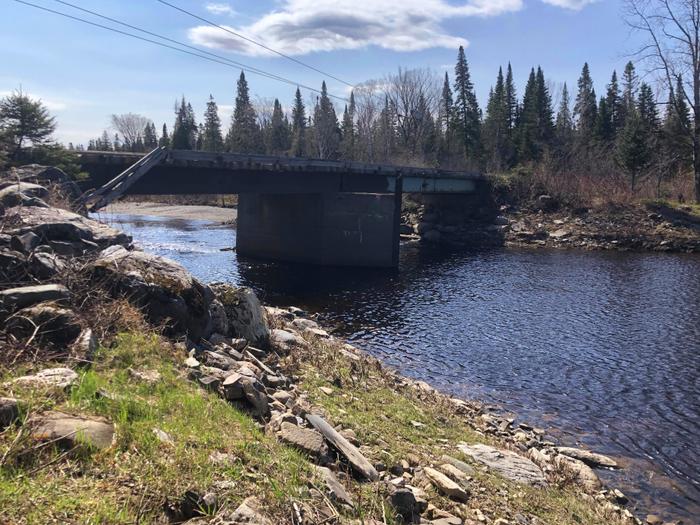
[0, 168, 685, 524]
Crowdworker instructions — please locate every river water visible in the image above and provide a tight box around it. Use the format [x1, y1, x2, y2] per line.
[99, 212, 700, 523]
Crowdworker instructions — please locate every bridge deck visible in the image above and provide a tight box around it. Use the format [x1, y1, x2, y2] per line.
[81, 149, 484, 211]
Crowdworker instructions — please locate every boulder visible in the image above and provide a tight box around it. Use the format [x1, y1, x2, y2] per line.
[210, 283, 270, 347]
[387, 487, 420, 522]
[271, 328, 306, 351]
[28, 251, 66, 279]
[457, 443, 546, 487]
[0, 182, 49, 207]
[278, 421, 329, 460]
[208, 299, 229, 335]
[89, 246, 212, 340]
[553, 454, 601, 491]
[4, 205, 130, 249]
[11, 367, 78, 390]
[8, 165, 82, 202]
[5, 303, 82, 347]
[0, 284, 69, 313]
[554, 446, 618, 469]
[30, 411, 114, 449]
[10, 231, 40, 253]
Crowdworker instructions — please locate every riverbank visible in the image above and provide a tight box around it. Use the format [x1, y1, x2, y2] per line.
[104, 201, 237, 224]
[0, 166, 674, 524]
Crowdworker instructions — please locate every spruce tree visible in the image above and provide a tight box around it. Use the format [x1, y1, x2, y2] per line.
[663, 75, 693, 174]
[143, 122, 158, 150]
[573, 63, 597, 139]
[159, 123, 170, 148]
[517, 68, 539, 162]
[555, 83, 574, 148]
[172, 97, 197, 150]
[313, 81, 340, 159]
[594, 97, 614, 144]
[482, 67, 511, 170]
[605, 70, 622, 134]
[268, 98, 289, 155]
[290, 88, 306, 157]
[340, 91, 356, 160]
[616, 104, 650, 192]
[620, 61, 638, 128]
[202, 95, 224, 152]
[453, 46, 481, 163]
[438, 72, 455, 161]
[375, 95, 397, 162]
[505, 63, 517, 133]
[229, 71, 260, 153]
[535, 67, 555, 147]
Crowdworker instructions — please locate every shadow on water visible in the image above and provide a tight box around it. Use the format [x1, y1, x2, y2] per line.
[99, 211, 700, 523]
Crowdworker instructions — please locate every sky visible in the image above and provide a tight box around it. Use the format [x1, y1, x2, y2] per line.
[0, 0, 644, 145]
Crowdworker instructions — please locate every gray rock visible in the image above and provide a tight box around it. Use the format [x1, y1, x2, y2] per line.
[271, 328, 306, 351]
[228, 496, 272, 524]
[554, 446, 618, 469]
[208, 299, 229, 336]
[440, 455, 475, 476]
[0, 249, 27, 281]
[11, 367, 78, 389]
[89, 246, 212, 340]
[30, 411, 114, 449]
[8, 165, 81, 202]
[221, 372, 247, 400]
[5, 303, 82, 346]
[387, 487, 419, 522]
[317, 465, 353, 507]
[202, 350, 237, 371]
[0, 182, 48, 207]
[71, 328, 98, 364]
[0, 284, 69, 312]
[457, 443, 546, 487]
[127, 368, 161, 384]
[10, 231, 40, 253]
[553, 454, 601, 491]
[5, 205, 130, 248]
[28, 251, 66, 279]
[210, 283, 270, 347]
[0, 397, 21, 429]
[423, 466, 469, 502]
[278, 421, 329, 459]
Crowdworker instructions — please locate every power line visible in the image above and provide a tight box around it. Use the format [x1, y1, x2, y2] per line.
[155, 0, 355, 88]
[12, 0, 349, 103]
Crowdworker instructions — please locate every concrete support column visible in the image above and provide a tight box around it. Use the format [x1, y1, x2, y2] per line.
[237, 192, 399, 267]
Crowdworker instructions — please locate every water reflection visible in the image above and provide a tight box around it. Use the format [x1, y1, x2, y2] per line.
[99, 211, 700, 522]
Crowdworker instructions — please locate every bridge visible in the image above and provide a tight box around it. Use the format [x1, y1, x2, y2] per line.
[79, 148, 489, 268]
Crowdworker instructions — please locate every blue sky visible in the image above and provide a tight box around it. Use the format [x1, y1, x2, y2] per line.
[0, 0, 642, 145]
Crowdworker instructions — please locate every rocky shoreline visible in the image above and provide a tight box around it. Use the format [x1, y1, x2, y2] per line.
[0, 165, 679, 524]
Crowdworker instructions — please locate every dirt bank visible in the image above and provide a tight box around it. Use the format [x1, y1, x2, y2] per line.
[104, 201, 237, 223]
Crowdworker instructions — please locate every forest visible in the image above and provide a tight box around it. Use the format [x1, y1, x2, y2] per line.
[80, 47, 694, 204]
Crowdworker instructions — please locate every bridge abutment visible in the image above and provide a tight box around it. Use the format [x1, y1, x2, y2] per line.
[237, 192, 400, 267]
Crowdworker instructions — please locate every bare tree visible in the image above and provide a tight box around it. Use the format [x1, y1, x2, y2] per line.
[353, 81, 382, 162]
[110, 113, 151, 150]
[625, 0, 700, 202]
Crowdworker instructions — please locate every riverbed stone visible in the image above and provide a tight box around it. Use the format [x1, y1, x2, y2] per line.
[553, 454, 601, 491]
[89, 246, 212, 340]
[209, 283, 270, 348]
[271, 328, 306, 351]
[554, 446, 618, 469]
[30, 411, 114, 449]
[457, 443, 546, 487]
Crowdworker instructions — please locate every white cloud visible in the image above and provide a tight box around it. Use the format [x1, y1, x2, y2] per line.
[205, 3, 237, 16]
[189, 0, 526, 56]
[540, 0, 597, 10]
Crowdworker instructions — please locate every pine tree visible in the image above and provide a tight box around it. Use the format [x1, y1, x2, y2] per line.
[268, 98, 289, 155]
[340, 91, 356, 160]
[662, 75, 693, 174]
[595, 97, 614, 144]
[313, 81, 340, 159]
[229, 71, 260, 153]
[637, 83, 659, 133]
[290, 88, 306, 157]
[202, 95, 224, 152]
[620, 61, 638, 128]
[438, 72, 455, 161]
[453, 46, 481, 163]
[482, 67, 512, 170]
[555, 83, 574, 148]
[573, 63, 597, 139]
[159, 123, 170, 148]
[375, 95, 397, 162]
[535, 67, 555, 147]
[505, 63, 517, 133]
[517, 68, 539, 162]
[616, 103, 650, 192]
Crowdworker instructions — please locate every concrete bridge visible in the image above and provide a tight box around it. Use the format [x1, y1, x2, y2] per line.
[79, 148, 489, 267]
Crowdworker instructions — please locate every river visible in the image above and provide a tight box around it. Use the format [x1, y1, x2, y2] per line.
[98, 211, 700, 523]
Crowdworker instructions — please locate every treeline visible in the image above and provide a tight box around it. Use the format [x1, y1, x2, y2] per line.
[87, 46, 694, 200]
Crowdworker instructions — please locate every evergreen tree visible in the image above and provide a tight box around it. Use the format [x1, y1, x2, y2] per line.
[594, 97, 615, 144]
[620, 61, 638, 128]
[0, 88, 56, 159]
[290, 88, 306, 157]
[340, 91, 356, 160]
[453, 46, 481, 163]
[517, 68, 540, 161]
[416, 92, 437, 163]
[171, 97, 197, 149]
[313, 81, 340, 159]
[229, 71, 260, 153]
[482, 67, 512, 170]
[605, 70, 622, 134]
[159, 123, 170, 148]
[202, 95, 224, 152]
[268, 98, 290, 155]
[113, 133, 122, 151]
[375, 94, 397, 162]
[616, 103, 650, 192]
[555, 83, 574, 148]
[505, 63, 517, 133]
[143, 122, 158, 150]
[535, 67, 555, 146]
[438, 72, 455, 160]
[637, 83, 659, 133]
[662, 75, 693, 174]
[573, 63, 597, 139]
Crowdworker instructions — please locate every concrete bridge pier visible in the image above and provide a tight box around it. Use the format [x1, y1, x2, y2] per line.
[237, 190, 402, 267]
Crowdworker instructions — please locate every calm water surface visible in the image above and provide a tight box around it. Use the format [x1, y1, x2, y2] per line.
[99, 212, 700, 523]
